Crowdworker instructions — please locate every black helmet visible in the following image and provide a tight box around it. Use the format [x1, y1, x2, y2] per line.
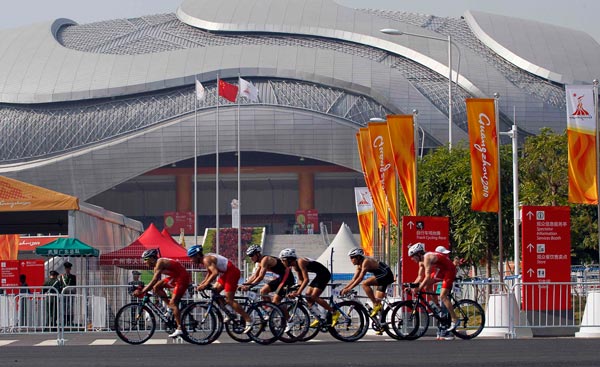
[141, 248, 159, 260]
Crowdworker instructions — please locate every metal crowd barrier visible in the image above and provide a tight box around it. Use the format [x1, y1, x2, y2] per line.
[2, 279, 600, 344]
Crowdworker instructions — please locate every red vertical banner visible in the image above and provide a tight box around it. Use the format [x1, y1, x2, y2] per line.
[401, 216, 450, 284]
[466, 98, 499, 212]
[387, 115, 417, 216]
[354, 187, 374, 256]
[521, 206, 571, 310]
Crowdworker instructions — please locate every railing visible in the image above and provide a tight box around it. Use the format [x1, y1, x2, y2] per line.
[1, 279, 600, 344]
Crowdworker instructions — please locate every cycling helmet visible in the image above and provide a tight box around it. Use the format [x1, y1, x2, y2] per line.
[348, 248, 365, 258]
[408, 242, 425, 257]
[246, 245, 262, 256]
[141, 248, 159, 259]
[279, 248, 297, 260]
[187, 245, 203, 257]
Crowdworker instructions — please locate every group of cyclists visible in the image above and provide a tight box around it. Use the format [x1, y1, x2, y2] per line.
[133, 240, 458, 341]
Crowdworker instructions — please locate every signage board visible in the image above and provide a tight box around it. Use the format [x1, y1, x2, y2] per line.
[521, 206, 571, 310]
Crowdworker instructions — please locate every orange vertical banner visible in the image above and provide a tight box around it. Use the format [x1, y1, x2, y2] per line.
[387, 115, 417, 216]
[367, 122, 399, 226]
[0, 234, 20, 260]
[566, 85, 597, 204]
[357, 130, 388, 227]
[354, 187, 374, 256]
[466, 98, 499, 212]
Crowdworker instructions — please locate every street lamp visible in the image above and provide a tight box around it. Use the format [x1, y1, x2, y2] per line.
[380, 28, 461, 150]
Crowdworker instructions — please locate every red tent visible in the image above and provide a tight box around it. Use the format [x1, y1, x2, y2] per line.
[99, 223, 193, 269]
[161, 228, 183, 248]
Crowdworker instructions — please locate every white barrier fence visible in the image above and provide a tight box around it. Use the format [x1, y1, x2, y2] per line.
[1, 280, 600, 341]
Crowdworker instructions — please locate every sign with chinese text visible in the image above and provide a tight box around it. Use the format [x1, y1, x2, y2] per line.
[521, 206, 571, 310]
[401, 216, 450, 284]
[164, 211, 194, 235]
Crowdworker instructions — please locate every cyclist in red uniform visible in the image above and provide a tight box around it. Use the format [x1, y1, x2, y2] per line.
[133, 248, 191, 338]
[187, 245, 253, 334]
[408, 242, 459, 331]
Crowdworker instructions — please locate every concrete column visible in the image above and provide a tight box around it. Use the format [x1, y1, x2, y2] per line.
[176, 175, 192, 212]
[298, 172, 314, 210]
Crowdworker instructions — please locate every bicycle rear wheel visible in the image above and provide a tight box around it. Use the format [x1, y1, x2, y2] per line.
[390, 301, 427, 340]
[114, 303, 155, 345]
[181, 302, 222, 345]
[278, 301, 310, 343]
[451, 299, 485, 340]
[329, 300, 368, 342]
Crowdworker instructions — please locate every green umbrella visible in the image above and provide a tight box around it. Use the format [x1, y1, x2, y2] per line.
[35, 238, 99, 257]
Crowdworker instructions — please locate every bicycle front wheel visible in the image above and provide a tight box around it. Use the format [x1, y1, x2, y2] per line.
[181, 302, 222, 345]
[246, 301, 286, 345]
[114, 303, 155, 345]
[451, 299, 485, 340]
[278, 301, 310, 343]
[329, 301, 368, 342]
[390, 301, 427, 340]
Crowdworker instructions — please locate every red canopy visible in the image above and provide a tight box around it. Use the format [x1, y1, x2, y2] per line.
[161, 228, 183, 247]
[99, 223, 192, 269]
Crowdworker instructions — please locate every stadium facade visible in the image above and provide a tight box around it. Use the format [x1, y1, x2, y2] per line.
[1, 0, 599, 234]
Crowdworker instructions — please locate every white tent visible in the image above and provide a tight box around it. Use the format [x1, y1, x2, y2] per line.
[316, 223, 360, 280]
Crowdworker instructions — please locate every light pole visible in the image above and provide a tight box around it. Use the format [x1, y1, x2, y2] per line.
[380, 28, 461, 150]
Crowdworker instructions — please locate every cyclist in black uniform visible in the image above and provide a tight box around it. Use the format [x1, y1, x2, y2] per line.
[240, 245, 295, 304]
[279, 248, 340, 327]
[340, 248, 394, 317]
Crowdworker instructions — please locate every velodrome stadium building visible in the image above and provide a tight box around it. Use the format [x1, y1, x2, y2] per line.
[1, 0, 600, 235]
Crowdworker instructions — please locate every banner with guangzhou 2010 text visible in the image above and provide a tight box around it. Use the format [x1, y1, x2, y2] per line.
[466, 98, 499, 213]
[357, 129, 388, 227]
[566, 85, 597, 204]
[354, 187, 374, 256]
[386, 115, 417, 216]
[367, 122, 399, 226]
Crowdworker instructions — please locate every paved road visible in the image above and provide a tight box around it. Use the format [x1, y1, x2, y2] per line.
[0, 333, 598, 366]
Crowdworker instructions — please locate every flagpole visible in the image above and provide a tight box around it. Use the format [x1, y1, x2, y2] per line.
[594, 79, 600, 267]
[216, 75, 220, 255]
[494, 93, 504, 283]
[194, 78, 198, 246]
[412, 109, 419, 216]
[237, 75, 242, 271]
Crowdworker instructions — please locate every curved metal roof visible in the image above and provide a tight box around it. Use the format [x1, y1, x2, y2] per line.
[466, 10, 600, 84]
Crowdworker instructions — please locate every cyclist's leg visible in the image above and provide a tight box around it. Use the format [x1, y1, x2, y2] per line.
[221, 268, 251, 323]
[170, 279, 190, 330]
[361, 276, 380, 309]
[440, 278, 457, 323]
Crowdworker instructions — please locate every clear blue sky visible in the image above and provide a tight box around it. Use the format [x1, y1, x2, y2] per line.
[1, 0, 599, 43]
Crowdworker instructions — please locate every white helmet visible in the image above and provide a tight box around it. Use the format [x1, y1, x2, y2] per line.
[408, 242, 425, 257]
[348, 248, 365, 257]
[279, 248, 297, 260]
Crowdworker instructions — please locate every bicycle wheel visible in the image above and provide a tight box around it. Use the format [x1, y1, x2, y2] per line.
[298, 310, 320, 342]
[278, 301, 310, 343]
[181, 302, 222, 345]
[390, 301, 428, 340]
[329, 301, 368, 342]
[114, 303, 155, 345]
[246, 301, 285, 345]
[380, 302, 404, 340]
[451, 299, 485, 340]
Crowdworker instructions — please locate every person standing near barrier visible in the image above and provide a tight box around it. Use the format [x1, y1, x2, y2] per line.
[128, 270, 145, 301]
[18, 274, 30, 327]
[43, 270, 63, 329]
[60, 261, 77, 327]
